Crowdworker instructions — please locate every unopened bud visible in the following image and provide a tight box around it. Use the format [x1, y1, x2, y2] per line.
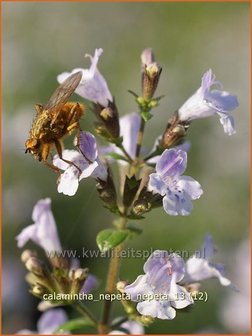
[116, 281, 127, 293]
[49, 254, 69, 269]
[160, 112, 189, 148]
[69, 268, 89, 295]
[132, 199, 151, 216]
[141, 48, 155, 67]
[96, 172, 117, 209]
[32, 284, 46, 297]
[25, 257, 45, 277]
[93, 101, 120, 139]
[73, 268, 89, 281]
[141, 49, 162, 100]
[21, 249, 37, 264]
[100, 107, 113, 120]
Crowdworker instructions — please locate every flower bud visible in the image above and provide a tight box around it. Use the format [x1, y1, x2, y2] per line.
[160, 112, 189, 149]
[49, 254, 69, 269]
[141, 48, 155, 66]
[21, 249, 37, 264]
[116, 281, 127, 293]
[96, 172, 117, 210]
[93, 101, 120, 139]
[25, 257, 46, 277]
[69, 268, 89, 295]
[141, 49, 162, 100]
[32, 284, 46, 298]
[73, 268, 89, 281]
[132, 199, 151, 216]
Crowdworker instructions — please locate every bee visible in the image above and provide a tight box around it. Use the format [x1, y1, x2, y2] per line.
[25, 71, 85, 173]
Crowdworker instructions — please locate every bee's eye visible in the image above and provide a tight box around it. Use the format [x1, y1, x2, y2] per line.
[25, 138, 40, 152]
[32, 139, 40, 149]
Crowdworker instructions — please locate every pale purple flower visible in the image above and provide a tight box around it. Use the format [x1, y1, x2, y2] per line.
[124, 251, 193, 320]
[57, 48, 112, 107]
[17, 308, 68, 334]
[148, 149, 203, 216]
[101, 112, 161, 164]
[80, 274, 99, 294]
[119, 113, 141, 159]
[16, 198, 62, 253]
[182, 235, 231, 286]
[178, 69, 239, 135]
[53, 132, 107, 196]
[99, 112, 140, 162]
[141, 48, 155, 66]
[109, 319, 144, 335]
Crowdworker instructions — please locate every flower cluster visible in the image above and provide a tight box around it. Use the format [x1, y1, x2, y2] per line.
[16, 198, 98, 315]
[124, 235, 231, 320]
[17, 47, 239, 334]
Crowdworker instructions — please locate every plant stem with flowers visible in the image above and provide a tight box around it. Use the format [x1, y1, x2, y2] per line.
[16, 47, 238, 334]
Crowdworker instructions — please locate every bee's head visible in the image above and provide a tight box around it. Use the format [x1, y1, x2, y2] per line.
[25, 138, 42, 161]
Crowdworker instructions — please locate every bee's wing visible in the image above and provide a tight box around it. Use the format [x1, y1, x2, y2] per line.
[43, 71, 82, 122]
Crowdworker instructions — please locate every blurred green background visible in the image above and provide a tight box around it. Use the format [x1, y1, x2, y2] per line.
[2, 1, 250, 334]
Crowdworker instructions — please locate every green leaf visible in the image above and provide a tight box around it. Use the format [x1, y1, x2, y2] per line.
[55, 317, 95, 333]
[96, 229, 129, 252]
[141, 110, 153, 122]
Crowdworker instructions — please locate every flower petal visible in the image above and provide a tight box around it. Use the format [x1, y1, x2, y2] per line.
[163, 192, 193, 216]
[176, 176, 203, 200]
[16, 198, 62, 253]
[148, 173, 167, 195]
[178, 69, 238, 135]
[120, 113, 141, 159]
[199, 234, 215, 260]
[53, 150, 82, 170]
[80, 274, 99, 294]
[156, 149, 187, 179]
[57, 168, 80, 196]
[169, 281, 193, 309]
[37, 309, 68, 334]
[124, 275, 153, 302]
[219, 115, 236, 135]
[144, 251, 185, 285]
[184, 256, 231, 286]
[79, 131, 98, 162]
[137, 300, 176, 320]
[79, 161, 98, 179]
[91, 158, 108, 181]
[57, 49, 112, 107]
[206, 90, 239, 112]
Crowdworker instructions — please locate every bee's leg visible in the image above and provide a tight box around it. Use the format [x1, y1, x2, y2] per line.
[41, 143, 61, 174]
[44, 161, 62, 174]
[54, 139, 82, 175]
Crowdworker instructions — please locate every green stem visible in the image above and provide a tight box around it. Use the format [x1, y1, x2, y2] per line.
[117, 143, 134, 163]
[99, 217, 127, 334]
[72, 301, 98, 327]
[135, 117, 146, 158]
